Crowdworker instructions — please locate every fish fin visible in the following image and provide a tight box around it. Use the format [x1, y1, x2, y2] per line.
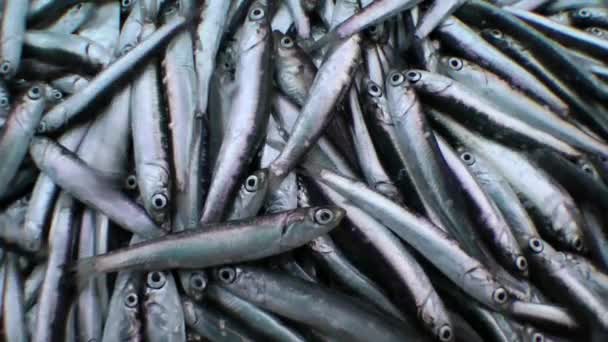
[66, 257, 101, 292]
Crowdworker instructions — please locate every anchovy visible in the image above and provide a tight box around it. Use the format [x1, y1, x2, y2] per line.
[216, 265, 421, 342]
[0, 0, 28, 79]
[70, 207, 343, 276]
[0, 85, 46, 197]
[29, 137, 165, 239]
[2, 252, 27, 342]
[201, 0, 272, 223]
[37, 14, 186, 133]
[432, 112, 586, 253]
[38, 2, 96, 34]
[182, 298, 257, 341]
[143, 271, 185, 342]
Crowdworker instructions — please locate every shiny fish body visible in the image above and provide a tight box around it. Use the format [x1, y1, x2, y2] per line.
[201, 0, 272, 223]
[0, 85, 46, 197]
[38, 14, 186, 133]
[437, 56, 608, 158]
[0, 0, 28, 79]
[2, 252, 27, 342]
[143, 271, 185, 342]
[436, 135, 528, 277]
[38, 2, 95, 34]
[216, 265, 419, 342]
[131, 22, 171, 226]
[479, 28, 608, 137]
[436, 16, 569, 116]
[313, 167, 511, 311]
[70, 207, 343, 275]
[408, 69, 581, 159]
[433, 113, 586, 253]
[194, 0, 230, 117]
[348, 85, 402, 203]
[24, 31, 112, 72]
[29, 137, 165, 239]
[206, 284, 307, 342]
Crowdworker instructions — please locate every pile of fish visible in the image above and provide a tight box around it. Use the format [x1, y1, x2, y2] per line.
[2, 0, 608, 341]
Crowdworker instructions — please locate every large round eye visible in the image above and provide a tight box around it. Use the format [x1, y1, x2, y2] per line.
[460, 152, 475, 165]
[190, 272, 207, 291]
[490, 29, 503, 39]
[125, 175, 138, 190]
[588, 27, 602, 36]
[121, 0, 132, 7]
[532, 332, 544, 342]
[147, 271, 166, 289]
[528, 238, 544, 253]
[51, 89, 63, 101]
[314, 208, 334, 224]
[124, 292, 138, 308]
[581, 163, 594, 174]
[245, 174, 259, 192]
[28, 86, 42, 100]
[516, 256, 528, 272]
[217, 267, 237, 284]
[366, 82, 382, 97]
[406, 71, 422, 83]
[448, 57, 463, 71]
[573, 235, 584, 252]
[0, 61, 11, 76]
[0, 96, 9, 107]
[438, 325, 453, 342]
[280, 36, 294, 48]
[389, 71, 405, 86]
[249, 7, 265, 20]
[151, 193, 167, 210]
[492, 287, 508, 304]
[578, 9, 591, 17]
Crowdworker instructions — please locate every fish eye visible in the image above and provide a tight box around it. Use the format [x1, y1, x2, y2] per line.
[217, 267, 237, 284]
[249, 7, 265, 20]
[516, 256, 528, 272]
[244, 175, 259, 192]
[0, 61, 11, 75]
[151, 193, 167, 210]
[0, 97, 8, 107]
[190, 272, 207, 290]
[389, 72, 405, 86]
[406, 71, 421, 83]
[280, 36, 294, 48]
[121, 0, 132, 7]
[532, 332, 544, 342]
[581, 164, 594, 174]
[147, 271, 166, 289]
[51, 89, 63, 100]
[314, 208, 334, 224]
[28, 86, 42, 100]
[528, 238, 544, 253]
[366, 82, 382, 97]
[460, 152, 475, 165]
[448, 57, 463, 71]
[573, 235, 584, 252]
[438, 325, 453, 342]
[75, 3, 83, 10]
[492, 287, 508, 304]
[588, 27, 602, 36]
[124, 292, 138, 308]
[578, 9, 591, 17]
[125, 175, 137, 190]
[490, 29, 503, 39]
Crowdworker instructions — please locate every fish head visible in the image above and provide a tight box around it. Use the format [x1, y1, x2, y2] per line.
[239, 1, 271, 54]
[480, 28, 509, 49]
[404, 69, 453, 94]
[279, 206, 345, 249]
[385, 70, 419, 119]
[362, 79, 393, 125]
